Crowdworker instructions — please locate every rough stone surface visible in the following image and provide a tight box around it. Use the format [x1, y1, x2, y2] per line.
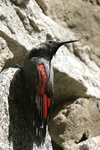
[49, 97, 100, 150]
[76, 136, 100, 150]
[37, 0, 100, 67]
[11, 0, 29, 6]
[0, 37, 13, 72]
[0, 68, 53, 150]
[0, 0, 100, 150]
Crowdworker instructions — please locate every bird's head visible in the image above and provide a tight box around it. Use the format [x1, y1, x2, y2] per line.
[29, 40, 79, 61]
[39, 40, 79, 60]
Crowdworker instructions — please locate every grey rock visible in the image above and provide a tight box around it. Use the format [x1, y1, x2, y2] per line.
[0, 37, 13, 72]
[13, 0, 23, 4]
[0, 68, 53, 150]
[76, 136, 100, 150]
[97, 0, 100, 5]
[11, 0, 29, 6]
[49, 98, 100, 150]
[39, 0, 100, 68]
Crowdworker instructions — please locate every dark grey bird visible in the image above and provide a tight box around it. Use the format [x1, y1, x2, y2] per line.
[23, 40, 78, 139]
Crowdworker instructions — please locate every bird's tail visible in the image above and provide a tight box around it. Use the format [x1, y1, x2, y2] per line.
[33, 64, 52, 139]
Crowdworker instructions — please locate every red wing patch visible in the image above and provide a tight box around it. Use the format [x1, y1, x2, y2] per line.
[33, 64, 52, 138]
[36, 64, 47, 96]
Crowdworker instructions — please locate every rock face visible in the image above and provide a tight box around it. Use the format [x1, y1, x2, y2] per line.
[76, 136, 100, 150]
[0, 0, 100, 150]
[0, 37, 13, 72]
[35, 0, 100, 65]
[49, 97, 100, 149]
[0, 68, 52, 150]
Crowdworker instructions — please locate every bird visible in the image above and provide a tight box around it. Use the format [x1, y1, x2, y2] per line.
[23, 40, 78, 140]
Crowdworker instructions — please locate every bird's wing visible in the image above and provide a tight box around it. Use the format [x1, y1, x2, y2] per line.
[33, 63, 53, 139]
[24, 57, 36, 99]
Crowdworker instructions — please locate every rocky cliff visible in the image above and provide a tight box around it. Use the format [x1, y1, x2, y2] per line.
[0, 0, 100, 150]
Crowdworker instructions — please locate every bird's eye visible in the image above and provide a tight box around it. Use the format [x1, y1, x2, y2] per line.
[49, 41, 52, 44]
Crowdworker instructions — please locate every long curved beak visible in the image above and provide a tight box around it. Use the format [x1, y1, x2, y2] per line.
[59, 40, 79, 46]
[51, 39, 79, 59]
